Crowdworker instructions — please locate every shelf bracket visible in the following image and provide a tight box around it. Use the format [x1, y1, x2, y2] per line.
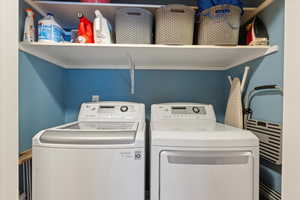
[127, 54, 135, 95]
[241, 66, 250, 93]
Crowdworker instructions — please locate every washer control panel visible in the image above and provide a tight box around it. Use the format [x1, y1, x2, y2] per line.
[171, 106, 206, 115]
[151, 103, 216, 121]
[78, 102, 145, 121]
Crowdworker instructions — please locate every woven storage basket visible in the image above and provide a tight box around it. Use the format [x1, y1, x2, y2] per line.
[115, 8, 153, 44]
[156, 5, 195, 45]
[197, 5, 242, 45]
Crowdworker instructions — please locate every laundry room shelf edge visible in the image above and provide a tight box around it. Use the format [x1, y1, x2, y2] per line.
[19, 42, 279, 70]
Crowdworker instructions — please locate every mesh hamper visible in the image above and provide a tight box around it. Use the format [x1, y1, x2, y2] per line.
[197, 5, 242, 45]
[115, 8, 153, 44]
[156, 5, 195, 45]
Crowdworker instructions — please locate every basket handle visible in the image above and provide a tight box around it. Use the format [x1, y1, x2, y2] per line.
[211, 0, 244, 15]
[170, 8, 185, 13]
[165, 4, 192, 14]
[126, 12, 142, 16]
[205, 5, 240, 29]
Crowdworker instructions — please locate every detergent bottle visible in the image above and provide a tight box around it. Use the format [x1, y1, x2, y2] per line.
[23, 8, 35, 42]
[77, 12, 94, 43]
[93, 10, 112, 44]
[38, 13, 64, 43]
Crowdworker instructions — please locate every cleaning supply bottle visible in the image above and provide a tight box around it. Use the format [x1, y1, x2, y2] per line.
[77, 12, 94, 43]
[38, 13, 64, 43]
[93, 10, 112, 44]
[23, 9, 35, 42]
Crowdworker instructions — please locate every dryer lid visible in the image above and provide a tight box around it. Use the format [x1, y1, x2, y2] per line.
[40, 121, 138, 145]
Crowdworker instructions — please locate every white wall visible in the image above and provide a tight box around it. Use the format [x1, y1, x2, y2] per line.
[0, 0, 19, 199]
[282, 1, 300, 199]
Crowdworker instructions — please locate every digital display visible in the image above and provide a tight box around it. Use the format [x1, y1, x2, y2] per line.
[172, 107, 187, 110]
[100, 106, 115, 109]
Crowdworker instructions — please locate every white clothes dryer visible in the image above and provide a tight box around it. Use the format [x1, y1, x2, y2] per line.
[150, 103, 259, 200]
[33, 101, 145, 200]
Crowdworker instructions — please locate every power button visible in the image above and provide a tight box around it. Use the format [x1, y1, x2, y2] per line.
[135, 151, 142, 160]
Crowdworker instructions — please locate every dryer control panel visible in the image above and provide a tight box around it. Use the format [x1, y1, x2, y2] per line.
[151, 103, 216, 122]
[78, 102, 145, 121]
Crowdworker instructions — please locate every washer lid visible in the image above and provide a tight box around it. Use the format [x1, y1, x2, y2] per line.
[151, 121, 258, 147]
[61, 121, 138, 131]
[40, 121, 138, 145]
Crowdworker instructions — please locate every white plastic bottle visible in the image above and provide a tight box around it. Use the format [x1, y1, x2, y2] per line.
[38, 13, 64, 43]
[93, 10, 112, 44]
[23, 9, 35, 42]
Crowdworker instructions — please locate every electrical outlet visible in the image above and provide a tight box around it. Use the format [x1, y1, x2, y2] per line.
[92, 95, 100, 102]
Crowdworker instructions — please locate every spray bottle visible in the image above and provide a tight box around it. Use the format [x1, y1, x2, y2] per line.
[23, 9, 35, 42]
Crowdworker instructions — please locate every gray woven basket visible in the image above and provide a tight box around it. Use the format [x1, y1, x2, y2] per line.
[197, 5, 242, 45]
[115, 8, 153, 44]
[155, 5, 195, 45]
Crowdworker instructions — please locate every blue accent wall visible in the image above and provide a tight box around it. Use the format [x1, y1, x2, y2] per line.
[64, 70, 226, 122]
[19, 52, 65, 152]
[225, 1, 284, 123]
[225, 0, 284, 193]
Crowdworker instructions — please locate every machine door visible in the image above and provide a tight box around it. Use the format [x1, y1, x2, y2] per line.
[160, 150, 253, 200]
[33, 147, 144, 200]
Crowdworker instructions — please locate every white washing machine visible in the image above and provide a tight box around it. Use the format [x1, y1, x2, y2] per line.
[150, 103, 259, 200]
[33, 101, 145, 200]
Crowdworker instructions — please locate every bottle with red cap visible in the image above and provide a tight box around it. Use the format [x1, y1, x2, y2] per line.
[77, 12, 94, 43]
[23, 8, 35, 42]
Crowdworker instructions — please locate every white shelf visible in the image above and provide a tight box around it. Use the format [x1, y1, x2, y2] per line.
[25, 0, 274, 29]
[19, 42, 278, 70]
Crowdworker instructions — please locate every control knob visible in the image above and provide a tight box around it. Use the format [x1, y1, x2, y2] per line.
[192, 107, 200, 113]
[120, 106, 129, 112]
